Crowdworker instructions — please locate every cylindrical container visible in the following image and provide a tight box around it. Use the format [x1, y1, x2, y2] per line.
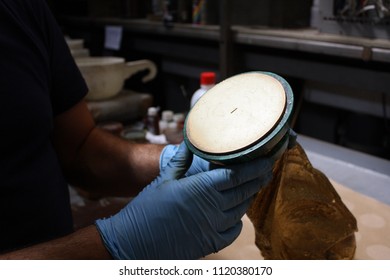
[310, 0, 321, 29]
[161, 110, 174, 122]
[159, 110, 174, 133]
[190, 72, 216, 108]
[165, 120, 184, 144]
[145, 107, 160, 135]
[184, 72, 294, 164]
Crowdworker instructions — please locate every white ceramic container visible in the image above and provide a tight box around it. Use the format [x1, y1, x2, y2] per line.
[75, 57, 157, 101]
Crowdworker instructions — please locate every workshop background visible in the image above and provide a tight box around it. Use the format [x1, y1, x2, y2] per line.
[47, 0, 390, 160]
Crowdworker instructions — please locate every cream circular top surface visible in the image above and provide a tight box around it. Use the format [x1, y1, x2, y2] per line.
[186, 72, 287, 154]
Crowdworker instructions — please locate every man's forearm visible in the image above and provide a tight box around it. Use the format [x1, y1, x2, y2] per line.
[0, 225, 112, 259]
[52, 100, 165, 197]
[67, 127, 165, 197]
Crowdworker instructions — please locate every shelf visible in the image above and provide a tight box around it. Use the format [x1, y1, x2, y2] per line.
[62, 17, 390, 63]
[62, 17, 220, 41]
[234, 26, 390, 62]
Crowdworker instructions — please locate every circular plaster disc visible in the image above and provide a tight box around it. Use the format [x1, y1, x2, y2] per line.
[186, 72, 287, 154]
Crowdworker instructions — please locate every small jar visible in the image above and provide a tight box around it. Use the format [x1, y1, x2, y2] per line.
[145, 107, 160, 135]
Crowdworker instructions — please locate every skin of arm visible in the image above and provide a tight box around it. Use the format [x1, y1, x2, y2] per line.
[1, 226, 111, 260]
[0, 99, 165, 259]
[52, 99, 164, 197]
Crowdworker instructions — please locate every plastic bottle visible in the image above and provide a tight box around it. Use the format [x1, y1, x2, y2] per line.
[310, 0, 320, 29]
[159, 110, 174, 134]
[190, 72, 216, 108]
[145, 107, 160, 135]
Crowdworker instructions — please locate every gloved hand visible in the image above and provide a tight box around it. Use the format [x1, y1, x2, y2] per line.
[160, 144, 212, 176]
[95, 143, 273, 259]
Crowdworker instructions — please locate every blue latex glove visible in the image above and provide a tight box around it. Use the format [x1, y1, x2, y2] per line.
[95, 143, 273, 259]
[160, 144, 212, 176]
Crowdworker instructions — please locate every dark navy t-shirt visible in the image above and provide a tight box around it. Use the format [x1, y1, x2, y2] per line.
[0, 0, 88, 252]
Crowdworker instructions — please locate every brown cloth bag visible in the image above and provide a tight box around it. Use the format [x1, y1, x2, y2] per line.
[246, 143, 358, 259]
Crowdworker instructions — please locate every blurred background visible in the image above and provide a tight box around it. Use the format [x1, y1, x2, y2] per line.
[47, 0, 390, 160]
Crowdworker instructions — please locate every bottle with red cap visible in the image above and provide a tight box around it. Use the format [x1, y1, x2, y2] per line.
[190, 72, 216, 108]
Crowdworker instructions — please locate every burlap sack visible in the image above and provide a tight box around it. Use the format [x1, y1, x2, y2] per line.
[246, 143, 358, 259]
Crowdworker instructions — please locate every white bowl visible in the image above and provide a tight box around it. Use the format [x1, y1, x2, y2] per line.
[75, 57, 157, 101]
